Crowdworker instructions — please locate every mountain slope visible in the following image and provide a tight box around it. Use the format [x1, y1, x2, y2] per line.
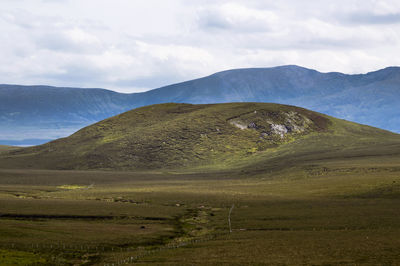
[0, 145, 18, 152]
[138, 66, 400, 132]
[1, 103, 398, 171]
[0, 85, 140, 144]
[1, 65, 400, 145]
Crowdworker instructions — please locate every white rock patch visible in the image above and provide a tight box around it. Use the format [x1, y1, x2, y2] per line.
[270, 124, 288, 138]
[229, 120, 248, 130]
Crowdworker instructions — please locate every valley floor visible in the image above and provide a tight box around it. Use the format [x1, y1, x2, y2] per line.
[0, 153, 400, 265]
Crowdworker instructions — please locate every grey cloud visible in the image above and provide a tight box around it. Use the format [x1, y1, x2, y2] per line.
[196, 6, 272, 33]
[198, 9, 232, 30]
[36, 32, 82, 52]
[0, 10, 37, 29]
[36, 31, 102, 54]
[0, 0, 400, 92]
[345, 12, 400, 25]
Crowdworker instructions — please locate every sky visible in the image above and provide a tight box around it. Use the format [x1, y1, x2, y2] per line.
[1, 0, 400, 93]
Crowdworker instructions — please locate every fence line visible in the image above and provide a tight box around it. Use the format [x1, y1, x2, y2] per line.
[0, 234, 216, 265]
[1, 203, 236, 265]
[102, 234, 218, 266]
[0, 242, 138, 253]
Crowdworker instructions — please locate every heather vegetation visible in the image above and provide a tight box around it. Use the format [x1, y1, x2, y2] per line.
[0, 103, 399, 265]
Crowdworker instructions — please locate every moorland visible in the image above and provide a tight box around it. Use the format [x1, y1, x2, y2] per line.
[0, 103, 399, 265]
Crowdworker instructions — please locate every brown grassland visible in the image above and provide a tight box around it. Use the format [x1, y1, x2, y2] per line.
[0, 103, 399, 265]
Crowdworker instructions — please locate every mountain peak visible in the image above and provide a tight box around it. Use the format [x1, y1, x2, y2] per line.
[211, 65, 317, 77]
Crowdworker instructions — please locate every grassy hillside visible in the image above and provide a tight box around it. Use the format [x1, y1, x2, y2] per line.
[0, 145, 18, 153]
[0, 103, 400, 264]
[1, 102, 398, 171]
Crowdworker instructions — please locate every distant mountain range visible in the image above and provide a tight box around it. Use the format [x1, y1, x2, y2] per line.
[1, 65, 399, 145]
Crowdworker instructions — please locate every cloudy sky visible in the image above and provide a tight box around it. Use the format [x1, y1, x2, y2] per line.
[1, 0, 400, 92]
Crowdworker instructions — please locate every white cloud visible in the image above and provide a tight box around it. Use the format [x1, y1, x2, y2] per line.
[197, 3, 277, 32]
[0, 0, 399, 92]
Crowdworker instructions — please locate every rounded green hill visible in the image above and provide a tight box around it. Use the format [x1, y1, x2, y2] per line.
[0, 102, 397, 170]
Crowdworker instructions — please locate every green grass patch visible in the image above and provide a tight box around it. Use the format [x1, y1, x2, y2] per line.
[0, 249, 46, 265]
[57, 184, 87, 190]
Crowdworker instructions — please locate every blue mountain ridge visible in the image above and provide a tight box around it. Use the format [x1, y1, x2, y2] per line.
[1, 65, 399, 145]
